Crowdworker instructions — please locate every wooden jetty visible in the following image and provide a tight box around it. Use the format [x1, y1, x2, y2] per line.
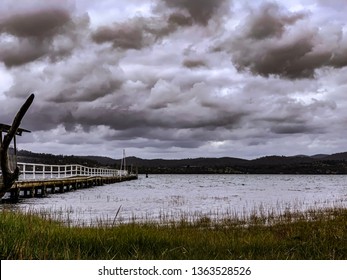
[1, 94, 138, 203]
[1, 162, 138, 203]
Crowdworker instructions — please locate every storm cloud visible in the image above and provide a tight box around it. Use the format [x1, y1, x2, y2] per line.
[92, 19, 149, 50]
[1, 0, 347, 159]
[0, 7, 89, 67]
[159, 0, 230, 26]
[216, 2, 347, 79]
[0, 8, 70, 38]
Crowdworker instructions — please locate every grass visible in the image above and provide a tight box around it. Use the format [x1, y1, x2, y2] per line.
[0, 207, 347, 259]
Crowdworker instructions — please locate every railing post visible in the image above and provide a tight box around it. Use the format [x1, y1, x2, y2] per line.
[23, 163, 26, 180]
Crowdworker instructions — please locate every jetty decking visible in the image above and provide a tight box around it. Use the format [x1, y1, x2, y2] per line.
[1, 162, 137, 202]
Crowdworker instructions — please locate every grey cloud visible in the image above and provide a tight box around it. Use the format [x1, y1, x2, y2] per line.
[168, 12, 193, 27]
[0, 9, 89, 67]
[254, 97, 336, 138]
[0, 8, 70, 38]
[24, 77, 247, 144]
[91, 13, 194, 50]
[138, 81, 248, 131]
[51, 66, 123, 103]
[91, 0, 231, 51]
[270, 124, 318, 134]
[245, 3, 305, 40]
[103, 127, 210, 150]
[236, 35, 320, 79]
[5, 48, 123, 105]
[160, 0, 230, 26]
[183, 58, 207, 68]
[217, 2, 347, 79]
[91, 20, 147, 50]
[0, 38, 47, 67]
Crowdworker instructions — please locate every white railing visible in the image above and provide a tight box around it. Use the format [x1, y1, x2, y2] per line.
[16, 162, 128, 181]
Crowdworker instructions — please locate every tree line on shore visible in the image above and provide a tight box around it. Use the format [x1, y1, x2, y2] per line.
[17, 150, 347, 174]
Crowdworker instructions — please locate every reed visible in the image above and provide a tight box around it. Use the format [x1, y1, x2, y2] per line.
[1, 207, 346, 260]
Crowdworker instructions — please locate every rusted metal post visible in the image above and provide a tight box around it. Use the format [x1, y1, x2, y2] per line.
[0, 94, 34, 195]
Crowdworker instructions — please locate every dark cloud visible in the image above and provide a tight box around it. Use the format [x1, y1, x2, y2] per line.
[245, 3, 305, 40]
[91, 20, 147, 50]
[91, 16, 176, 50]
[168, 12, 193, 27]
[160, 0, 230, 26]
[91, 0, 231, 51]
[0, 8, 70, 38]
[216, 2, 347, 79]
[0, 38, 47, 67]
[0, 8, 89, 67]
[183, 58, 207, 68]
[235, 35, 321, 79]
[270, 124, 318, 134]
[91, 12, 195, 51]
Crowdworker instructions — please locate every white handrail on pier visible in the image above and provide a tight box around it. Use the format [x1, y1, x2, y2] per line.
[16, 162, 128, 181]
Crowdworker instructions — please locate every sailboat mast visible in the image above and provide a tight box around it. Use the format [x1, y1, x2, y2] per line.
[123, 149, 126, 174]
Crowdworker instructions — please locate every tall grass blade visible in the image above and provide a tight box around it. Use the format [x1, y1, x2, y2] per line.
[112, 205, 122, 226]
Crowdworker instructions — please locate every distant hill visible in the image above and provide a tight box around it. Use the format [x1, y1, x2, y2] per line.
[310, 154, 330, 159]
[324, 152, 347, 161]
[121, 156, 249, 168]
[78, 155, 117, 167]
[16, 150, 347, 174]
[250, 155, 315, 166]
[17, 150, 102, 167]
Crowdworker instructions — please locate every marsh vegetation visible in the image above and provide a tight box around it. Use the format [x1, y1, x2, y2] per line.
[1, 206, 346, 260]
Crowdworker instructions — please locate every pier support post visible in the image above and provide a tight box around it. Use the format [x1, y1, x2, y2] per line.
[34, 186, 46, 197]
[9, 188, 19, 202]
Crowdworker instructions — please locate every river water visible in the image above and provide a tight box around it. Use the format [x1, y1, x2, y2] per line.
[2, 174, 347, 225]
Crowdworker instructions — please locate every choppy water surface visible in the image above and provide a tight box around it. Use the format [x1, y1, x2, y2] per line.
[3, 174, 347, 225]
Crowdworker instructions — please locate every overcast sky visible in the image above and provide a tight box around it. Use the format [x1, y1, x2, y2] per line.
[1, 0, 347, 160]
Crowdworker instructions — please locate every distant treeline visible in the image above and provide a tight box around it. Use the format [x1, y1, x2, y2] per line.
[16, 150, 347, 174]
[137, 160, 347, 175]
[17, 150, 104, 167]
